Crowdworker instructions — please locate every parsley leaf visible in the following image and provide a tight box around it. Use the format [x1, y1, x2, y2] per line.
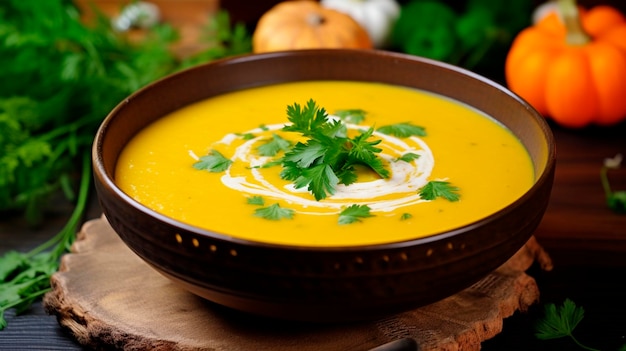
[254, 203, 294, 220]
[396, 152, 421, 163]
[535, 299, 599, 351]
[419, 181, 460, 201]
[257, 133, 291, 156]
[283, 99, 328, 137]
[338, 204, 374, 225]
[378, 122, 427, 138]
[348, 127, 389, 179]
[400, 213, 413, 220]
[237, 132, 255, 140]
[282, 141, 327, 169]
[334, 109, 367, 124]
[297, 164, 339, 200]
[193, 150, 233, 172]
[246, 196, 264, 206]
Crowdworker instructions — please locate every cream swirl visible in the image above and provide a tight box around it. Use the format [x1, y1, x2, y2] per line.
[193, 120, 435, 214]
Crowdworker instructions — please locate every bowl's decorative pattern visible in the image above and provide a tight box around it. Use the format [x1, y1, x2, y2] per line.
[93, 49, 555, 322]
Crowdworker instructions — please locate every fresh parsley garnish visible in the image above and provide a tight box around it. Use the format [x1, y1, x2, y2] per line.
[254, 203, 294, 220]
[193, 150, 233, 172]
[378, 122, 427, 137]
[419, 180, 460, 201]
[396, 152, 421, 163]
[237, 132, 255, 140]
[257, 133, 291, 157]
[246, 196, 265, 206]
[535, 299, 600, 351]
[280, 99, 389, 200]
[400, 213, 413, 220]
[334, 109, 367, 124]
[253, 160, 282, 169]
[338, 204, 374, 225]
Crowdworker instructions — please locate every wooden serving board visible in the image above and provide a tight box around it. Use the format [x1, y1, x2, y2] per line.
[44, 216, 553, 351]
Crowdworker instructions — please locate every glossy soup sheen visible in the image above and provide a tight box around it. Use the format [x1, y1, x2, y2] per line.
[115, 81, 534, 247]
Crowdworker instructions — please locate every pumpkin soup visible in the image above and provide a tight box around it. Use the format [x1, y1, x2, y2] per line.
[115, 81, 534, 246]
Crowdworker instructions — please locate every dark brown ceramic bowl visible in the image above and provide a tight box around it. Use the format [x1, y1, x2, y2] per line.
[92, 49, 555, 323]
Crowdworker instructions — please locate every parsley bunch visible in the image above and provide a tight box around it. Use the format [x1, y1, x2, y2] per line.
[0, 0, 251, 330]
[0, 0, 179, 222]
[280, 99, 390, 201]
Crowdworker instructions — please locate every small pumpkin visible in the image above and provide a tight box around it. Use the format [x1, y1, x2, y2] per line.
[252, 0, 373, 53]
[505, 0, 626, 128]
[320, 0, 400, 48]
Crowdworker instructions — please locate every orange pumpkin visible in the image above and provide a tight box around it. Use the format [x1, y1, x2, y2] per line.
[505, 0, 626, 128]
[252, 0, 373, 53]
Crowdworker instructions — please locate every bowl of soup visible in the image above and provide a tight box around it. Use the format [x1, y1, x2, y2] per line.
[92, 49, 555, 323]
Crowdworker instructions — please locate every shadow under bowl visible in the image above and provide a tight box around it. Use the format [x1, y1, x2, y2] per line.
[92, 49, 555, 323]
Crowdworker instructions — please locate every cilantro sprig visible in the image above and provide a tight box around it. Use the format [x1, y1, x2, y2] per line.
[396, 152, 421, 163]
[338, 204, 374, 225]
[280, 99, 390, 201]
[257, 133, 292, 157]
[535, 299, 599, 351]
[193, 150, 233, 172]
[419, 180, 461, 202]
[378, 122, 427, 138]
[254, 203, 294, 221]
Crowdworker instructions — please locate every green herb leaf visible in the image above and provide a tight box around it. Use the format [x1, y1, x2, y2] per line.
[378, 122, 427, 138]
[419, 180, 460, 201]
[400, 213, 413, 220]
[334, 109, 367, 124]
[348, 127, 389, 179]
[396, 152, 421, 163]
[257, 133, 292, 157]
[339, 204, 374, 225]
[283, 99, 329, 136]
[193, 150, 233, 172]
[0, 251, 28, 282]
[295, 164, 339, 201]
[535, 299, 584, 340]
[254, 159, 282, 169]
[282, 141, 328, 170]
[237, 132, 255, 140]
[254, 203, 294, 220]
[246, 196, 265, 206]
[535, 299, 599, 351]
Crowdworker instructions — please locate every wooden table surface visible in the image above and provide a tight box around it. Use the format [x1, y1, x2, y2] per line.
[2, 1, 626, 350]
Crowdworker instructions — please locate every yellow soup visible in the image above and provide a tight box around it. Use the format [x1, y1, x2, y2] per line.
[115, 81, 534, 246]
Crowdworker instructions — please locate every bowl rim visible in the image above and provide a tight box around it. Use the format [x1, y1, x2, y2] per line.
[92, 48, 556, 252]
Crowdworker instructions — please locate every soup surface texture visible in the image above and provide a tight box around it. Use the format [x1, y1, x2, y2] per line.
[115, 81, 534, 246]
